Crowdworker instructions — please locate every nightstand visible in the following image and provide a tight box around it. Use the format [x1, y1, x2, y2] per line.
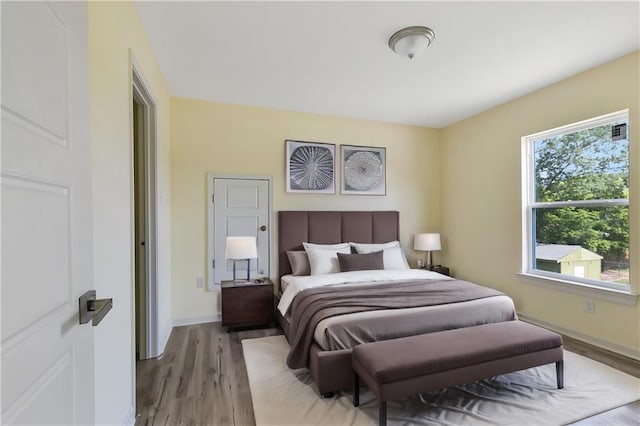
[429, 265, 449, 276]
[221, 278, 274, 330]
[428, 265, 450, 276]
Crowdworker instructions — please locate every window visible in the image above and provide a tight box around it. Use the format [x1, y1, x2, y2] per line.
[522, 110, 629, 290]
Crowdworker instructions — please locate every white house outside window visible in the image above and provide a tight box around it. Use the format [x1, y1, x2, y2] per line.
[522, 110, 630, 291]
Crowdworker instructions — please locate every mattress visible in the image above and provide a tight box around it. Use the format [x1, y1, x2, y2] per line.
[278, 270, 517, 352]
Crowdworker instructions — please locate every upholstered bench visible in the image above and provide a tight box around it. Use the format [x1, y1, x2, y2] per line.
[352, 321, 563, 426]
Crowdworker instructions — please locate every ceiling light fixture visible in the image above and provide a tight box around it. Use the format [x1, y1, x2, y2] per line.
[388, 26, 435, 60]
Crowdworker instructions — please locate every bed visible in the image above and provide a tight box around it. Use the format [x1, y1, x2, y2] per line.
[275, 210, 517, 396]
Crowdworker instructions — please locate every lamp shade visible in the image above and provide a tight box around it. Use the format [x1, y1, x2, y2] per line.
[414, 233, 441, 251]
[225, 236, 257, 259]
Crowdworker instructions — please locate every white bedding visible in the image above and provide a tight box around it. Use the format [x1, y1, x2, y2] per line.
[277, 269, 452, 316]
[279, 274, 295, 293]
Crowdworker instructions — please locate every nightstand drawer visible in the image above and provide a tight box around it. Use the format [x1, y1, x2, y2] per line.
[222, 309, 273, 328]
[222, 286, 272, 310]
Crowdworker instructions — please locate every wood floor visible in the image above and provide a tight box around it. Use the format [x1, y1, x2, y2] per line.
[135, 323, 640, 426]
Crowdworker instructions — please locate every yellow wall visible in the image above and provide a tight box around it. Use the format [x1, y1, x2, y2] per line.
[89, 2, 171, 423]
[440, 52, 639, 358]
[170, 98, 441, 321]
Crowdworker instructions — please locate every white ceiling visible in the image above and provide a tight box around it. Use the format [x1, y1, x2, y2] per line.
[134, 1, 639, 128]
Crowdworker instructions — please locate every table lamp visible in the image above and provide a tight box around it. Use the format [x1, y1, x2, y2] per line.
[225, 236, 258, 282]
[413, 233, 441, 270]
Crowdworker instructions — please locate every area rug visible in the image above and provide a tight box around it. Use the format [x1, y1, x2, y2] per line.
[242, 335, 640, 426]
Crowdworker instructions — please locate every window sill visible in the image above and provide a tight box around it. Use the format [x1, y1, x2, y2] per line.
[517, 273, 638, 306]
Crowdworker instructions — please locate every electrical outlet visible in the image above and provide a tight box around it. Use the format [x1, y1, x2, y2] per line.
[584, 299, 595, 313]
[196, 276, 204, 289]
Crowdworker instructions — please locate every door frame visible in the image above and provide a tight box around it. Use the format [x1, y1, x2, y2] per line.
[207, 173, 273, 288]
[130, 54, 159, 360]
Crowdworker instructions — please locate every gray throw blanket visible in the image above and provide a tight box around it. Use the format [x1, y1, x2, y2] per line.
[286, 279, 504, 369]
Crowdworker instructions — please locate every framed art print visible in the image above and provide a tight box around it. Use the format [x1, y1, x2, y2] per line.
[285, 140, 335, 194]
[341, 145, 386, 195]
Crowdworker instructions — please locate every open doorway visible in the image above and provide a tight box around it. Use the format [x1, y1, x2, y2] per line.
[132, 65, 158, 360]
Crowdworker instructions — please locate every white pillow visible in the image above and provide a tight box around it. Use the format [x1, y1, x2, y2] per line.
[351, 241, 400, 253]
[306, 246, 352, 275]
[303, 242, 351, 251]
[382, 246, 410, 270]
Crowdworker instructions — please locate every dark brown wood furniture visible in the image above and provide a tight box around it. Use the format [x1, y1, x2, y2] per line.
[352, 321, 564, 426]
[428, 265, 450, 276]
[221, 279, 273, 330]
[276, 211, 519, 397]
[415, 265, 451, 275]
[276, 211, 400, 395]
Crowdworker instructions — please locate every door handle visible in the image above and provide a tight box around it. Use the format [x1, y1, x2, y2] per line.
[79, 290, 113, 326]
[259, 225, 267, 231]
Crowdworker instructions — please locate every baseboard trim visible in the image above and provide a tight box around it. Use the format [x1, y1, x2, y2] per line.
[158, 321, 172, 355]
[172, 314, 220, 327]
[518, 313, 640, 361]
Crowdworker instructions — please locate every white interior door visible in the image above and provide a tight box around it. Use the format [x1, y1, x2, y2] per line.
[1, 2, 95, 424]
[212, 178, 270, 284]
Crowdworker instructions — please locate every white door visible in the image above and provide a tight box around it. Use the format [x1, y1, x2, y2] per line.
[1, 2, 95, 424]
[212, 178, 270, 284]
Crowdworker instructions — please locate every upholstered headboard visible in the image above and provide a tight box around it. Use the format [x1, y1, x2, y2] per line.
[278, 211, 399, 279]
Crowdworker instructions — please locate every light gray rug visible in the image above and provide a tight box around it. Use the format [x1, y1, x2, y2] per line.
[242, 335, 640, 426]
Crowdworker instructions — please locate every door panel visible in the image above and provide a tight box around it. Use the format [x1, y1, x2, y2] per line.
[213, 178, 270, 283]
[3, 347, 73, 425]
[226, 185, 259, 208]
[2, 177, 71, 337]
[1, 2, 68, 141]
[227, 216, 259, 236]
[1, 2, 94, 424]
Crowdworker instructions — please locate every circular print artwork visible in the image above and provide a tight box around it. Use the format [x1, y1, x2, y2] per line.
[289, 145, 334, 190]
[344, 151, 383, 191]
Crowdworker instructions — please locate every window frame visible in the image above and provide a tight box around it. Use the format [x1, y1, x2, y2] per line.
[521, 109, 630, 292]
